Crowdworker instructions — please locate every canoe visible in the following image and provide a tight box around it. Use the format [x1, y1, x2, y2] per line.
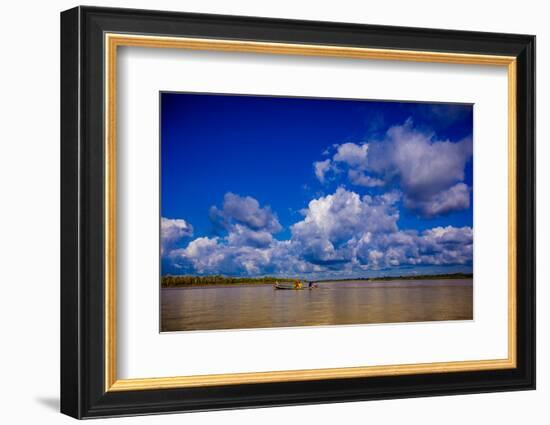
[274, 282, 303, 290]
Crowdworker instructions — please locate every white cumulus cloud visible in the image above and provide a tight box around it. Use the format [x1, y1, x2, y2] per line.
[290, 187, 399, 266]
[333, 142, 369, 169]
[313, 159, 331, 183]
[209, 192, 281, 233]
[312, 118, 472, 217]
[160, 217, 194, 254]
[163, 190, 473, 278]
[404, 183, 470, 217]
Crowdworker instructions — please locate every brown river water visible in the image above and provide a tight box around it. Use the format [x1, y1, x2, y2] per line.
[161, 279, 473, 332]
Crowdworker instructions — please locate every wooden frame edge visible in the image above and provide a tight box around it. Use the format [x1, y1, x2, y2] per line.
[108, 358, 516, 391]
[104, 33, 518, 392]
[105, 32, 118, 391]
[507, 59, 518, 369]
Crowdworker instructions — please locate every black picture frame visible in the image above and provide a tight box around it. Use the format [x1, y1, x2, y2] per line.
[61, 5, 535, 419]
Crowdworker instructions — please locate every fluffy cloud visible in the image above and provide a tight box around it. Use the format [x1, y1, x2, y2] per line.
[209, 192, 281, 233]
[165, 194, 284, 274]
[227, 224, 274, 248]
[291, 188, 399, 265]
[347, 169, 385, 187]
[313, 159, 331, 183]
[333, 142, 369, 169]
[404, 183, 470, 217]
[168, 237, 314, 276]
[207, 192, 282, 250]
[160, 217, 193, 254]
[368, 120, 472, 215]
[290, 188, 471, 270]
[163, 190, 472, 278]
[360, 226, 473, 269]
[313, 119, 472, 217]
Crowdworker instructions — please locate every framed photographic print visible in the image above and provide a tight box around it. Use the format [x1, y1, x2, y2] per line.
[60, 6, 535, 419]
[158, 92, 477, 332]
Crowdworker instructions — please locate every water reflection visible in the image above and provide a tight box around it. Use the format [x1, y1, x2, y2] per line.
[161, 279, 473, 332]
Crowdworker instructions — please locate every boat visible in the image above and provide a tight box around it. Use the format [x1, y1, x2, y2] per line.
[274, 281, 303, 290]
[273, 281, 318, 290]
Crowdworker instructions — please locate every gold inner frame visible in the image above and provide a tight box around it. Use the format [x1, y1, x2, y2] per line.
[104, 33, 517, 392]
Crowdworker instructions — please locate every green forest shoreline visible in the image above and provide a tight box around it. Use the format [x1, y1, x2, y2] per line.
[161, 273, 473, 288]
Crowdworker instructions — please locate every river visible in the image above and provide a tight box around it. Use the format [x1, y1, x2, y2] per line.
[161, 279, 473, 332]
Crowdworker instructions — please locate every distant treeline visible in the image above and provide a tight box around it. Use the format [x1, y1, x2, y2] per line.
[161, 275, 294, 288]
[315, 272, 473, 283]
[161, 273, 472, 288]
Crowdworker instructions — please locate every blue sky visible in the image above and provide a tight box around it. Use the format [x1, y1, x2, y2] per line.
[160, 92, 473, 279]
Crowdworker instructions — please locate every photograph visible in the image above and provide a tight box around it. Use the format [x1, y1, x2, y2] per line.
[160, 92, 474, 332]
